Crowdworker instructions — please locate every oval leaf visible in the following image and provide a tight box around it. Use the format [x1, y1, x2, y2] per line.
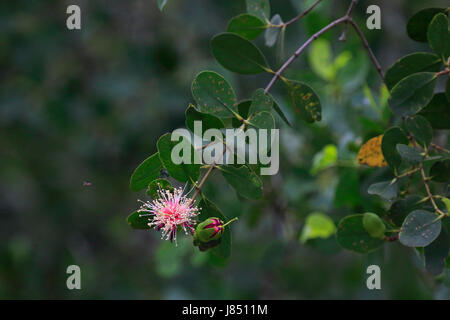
[427, 13, 450, 60]
[191, 71, 237, 118]
[367, 180, 398, 201]
[388, 72, 437, 116]
[396, 144, 423, 164]
[385, 52, 442, 90]
[336, 214, 384, 254]
[399, 210, 442, 247]
[285, 79, 321, 123]
[407, 8, 445, 42]
[211, 33, 269, 74]
[227, 14, 266, 40]
[130, 153, 163, 191]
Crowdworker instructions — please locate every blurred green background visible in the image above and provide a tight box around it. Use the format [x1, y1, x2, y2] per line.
[1, 0, 449, 299]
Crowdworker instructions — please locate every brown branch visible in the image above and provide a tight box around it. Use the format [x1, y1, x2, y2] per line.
[419, 163, 444, 215]
[264, 0, 384, 93]
[283, 0, 323, 26]
[191, 162, 216, 201]
[339, 0, 358, 41]
[264, 16, 348, 93]
[347, 18, 384, 81]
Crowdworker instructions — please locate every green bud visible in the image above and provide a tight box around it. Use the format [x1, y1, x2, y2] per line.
[363, 212, 386, 239]
[194, 217, 224, 243]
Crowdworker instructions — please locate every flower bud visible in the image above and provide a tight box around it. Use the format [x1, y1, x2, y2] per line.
[194, 217, 224, 243]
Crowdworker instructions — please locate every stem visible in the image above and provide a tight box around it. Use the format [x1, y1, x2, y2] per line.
[264, 0, 385, 93]
[347, 18, 384, 81]
[192, 162, 216, 201]
[431, 143, 450, 154]
[339, 0, 358, 41]
[419, 163, 444, 215]
[436, 68, 450, 77]
[222, 217, 239, 228]
[283, 0, 323, 26]
[264, 16, 348, 93]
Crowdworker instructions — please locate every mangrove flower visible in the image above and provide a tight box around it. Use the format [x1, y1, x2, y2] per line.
[193, 217, 238, 251]
[138, 187, 199, 246]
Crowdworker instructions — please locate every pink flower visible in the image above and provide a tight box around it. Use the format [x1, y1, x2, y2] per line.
[138, 187, 199, 245]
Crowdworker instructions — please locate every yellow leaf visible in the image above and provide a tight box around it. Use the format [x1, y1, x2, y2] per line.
[357, 135, 387, 167]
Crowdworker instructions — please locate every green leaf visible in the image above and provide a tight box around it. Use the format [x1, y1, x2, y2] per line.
[405, 115, 433, 148]
[362, 212, 386, 239]
[185, 104, 225, 137]
[265, 14, 283, 47]
[285, 79, 321, 123]
[247, 111, 275, 130]
[211, 33, 269, 74]
[198, 198, 231, 259]
[367, 180, 398, 201]
[191, 71, 238, 118]
[300, 212, 336, 243]
[220, 165, 262, 199]
[146, 178, 173, 198]
[130, 153, 162, 191]
[388, 195, 423, 227]
[245, 0, 270, 22]
[396, 144, 423, 164]
[157, 0, 167, 11]
[248, 88, 273, 115]
[157, 133, 200, 183]
[427, 13, 450, 60]
[419, 93, 450, 129]
[399, 210, 442, 247]
[385, 52, 442, 90]
[407, 8, 446, 42]
[381, 127, 410, 172]
[430, 159, 450, 183]
[227, 14, 266, 40]
[308, 39, 335, 81]
[336, 214, 384, 254]
[127, 211, 150, 229]
[388, 72, 437, 116]
[424, 227, 449, 275]
[310, 144, 338, 175]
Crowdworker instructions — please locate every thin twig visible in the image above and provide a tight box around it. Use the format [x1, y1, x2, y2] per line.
[192, 162, 216, 201]
[339, 0, 358, 41]
[347, 18, 384, 81]
[264, 16, 348, 93]
[419, 163, 444, 215]
[430, 143, 450, 154]
[283, 0, 323, 26]
[264, 0, 385, 93]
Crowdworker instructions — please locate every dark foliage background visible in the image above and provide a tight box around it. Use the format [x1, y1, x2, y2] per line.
[1, 0, 448, 299]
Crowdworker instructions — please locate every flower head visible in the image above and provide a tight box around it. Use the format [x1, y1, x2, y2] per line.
[138, 186, 199, 245]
